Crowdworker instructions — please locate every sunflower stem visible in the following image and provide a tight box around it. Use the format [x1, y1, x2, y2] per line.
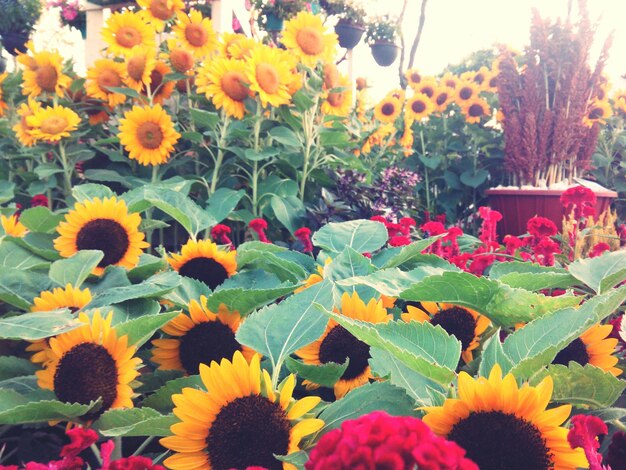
[111, 436, 122, 461]
[210, 114, 230, 195]
[90, 443, 103, 465]
[419, 128, 430, 212]
[57, 141, 73, 201]
[251, 103, 263, 216]
[131, 436, 155, 457]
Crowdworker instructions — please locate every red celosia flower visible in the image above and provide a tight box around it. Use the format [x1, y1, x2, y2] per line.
[503, 235, 525, 255]
[532, 237, 561, 266]
[582, 205, 596, 217]
[248, 218, 270, 243]
[294, 227, 313, 253]
[211, 224, 233, 248]
[435, 214, 447, 224]
[560, 186, 597, 218]
[60, 428, 99, 458]
[468, 254, 495, 276]
[389, 235, 412, 247]
[305, 411, 477, 470]
[370, 215, 387, 225]
[567, 414, 608, 470]
[30, 194, 49, 208]
[421, 221, 446, 236]
[108, 456, 165, 470]
[399, 217, 417, 235]
[477, 207, 502, 245]
[607, 430, 626, 470]
[526, 216, 558, 238]
[386, 222, 403, 237]
[589, 242, 610, 258]
[0, 466, 18, 470]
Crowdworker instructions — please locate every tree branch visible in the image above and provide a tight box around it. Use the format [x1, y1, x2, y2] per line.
[407, 0, 429, 70]
[396, 0, 410, 88]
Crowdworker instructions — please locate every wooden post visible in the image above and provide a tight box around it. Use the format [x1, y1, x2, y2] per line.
[212, 0, 233, 34]
[84, 2, 107, 68]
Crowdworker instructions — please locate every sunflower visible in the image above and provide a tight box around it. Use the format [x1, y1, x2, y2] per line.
[54, 197, 149, 275]
[615, 96, 626, 115]
[26, 105, 81, 143]
[137, 0, 185, 31]
[281, 11, 337, 68]
[123, 46, 157, 92]
[13, 99, 42, 147]
[1, 214, 27, 237]
[470, 66, 491, 88]
[416, 78, 437, 99]
[245, 45, 293, 108]
[151, 296, 255, 375]
[143, 61, 175, 105]
[86, 59, 128, 107]
[583, 99, 613, 127]
[119, 104, 180, 166]
[196, 57, 251, 119]
[223, 34, 256, 60]
[20, 50, 71, 98]
[455, 80, 480, 105]
[399, 120, 414, 154]
[432, 86, 453, 112]
[402, 302, 490, 364]
[296, 292, 389, 399]
[102, 10, 155, 57]
[160, 351, 324, 470]
[552, 323, 621, 376]
[167, 239, 237, 290]
[484, 70, 498, 92]
[172, 9, 218, 59]
[27, 284, 93, 364]
[440, 72, 459, 90]
[374, 96, 402, 123]
[462, 97, 491, 124]
[405, 93, 434, 122]
[321, 74, 352, 117]
[405, 68, 422, 89]
[36, 311, 142, 420]
[0, 72, 7, 116]
[166, 39, 195, 74]
[422, 365, 588, 470]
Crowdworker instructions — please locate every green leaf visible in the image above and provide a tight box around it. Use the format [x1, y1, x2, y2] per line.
[0, 267, 57, 309]
[568, 250, 626, 293]
[18, 207, 64, 233]
[312, 220, 388, 254]
[0, 310, 80, 340]
[369, 348, 446, 406]
[236, 280, 334, 373]
[94, 407, 177, 437]
[106, 86, 142, 99]
[161, 277, 211, 308]
[271, 196, 305, 234]
[533, 363, 626, 409]
[0, 357, 37, 381]
[236, 249, 308, 283]
[0, 181, 15, 203]
[0, 376, 41, 394]
[380, 237, 443, 269]
[269, 126, 301, 147]
[276, 451, 307, 468]
[460, 168, 489, 188]
[206, 284, 298, 316]
[490, 262, 578, 291]
[190, 108, 219, 129]
[0, 239, 49, 271]
[128, 254, 167, 282]
[72, 183, 114, 202]
[320, 128, 349, 147]
[285, 357, 348, 388]
[338, 267, 445, 298]
[477, 332, 515, 377]
[34, 163, 63, 179]
[142, 375, 204, 413]
[0, 391, 99, 424]
[244, 148, 280, 161]
[327, 312, 460, 385]
[49, 251, 103, 288]
[87, 271, 181, 308]
[11, 233, 59, 260]
[115, 311, 179, 347]
[309, 382, 417, 441]
[108, 298, 161, 323]
[206, 188, 245, 224]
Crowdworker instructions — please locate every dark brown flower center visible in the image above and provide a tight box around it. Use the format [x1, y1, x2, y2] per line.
[127, 55, 147, 81]
[319, 325, 370, 380]
[296, 26, 324, 55]
[552, 338, 589, 367]
[54, 342, 118, 419]
[588, 107, 604, 120]
[459, 86, 473, 100]
[410, 72, 421, 83]
[178, 257, 229, 290]
[149, 0, 174, 21]
[170, 49, 194, 73]
[116, 26, 142, 49]
[206, 395, 291, 470]
[473, 72, 485, 84]
[97, 68, 122, 90]
[179, 321, 242, 375]
[136, 121, 164, 149]
[430, 307, 476, 350]
[468, 103, 486, 118]
[76, 218, 129, 268]
[436, 92, 449, 106]
[40, 116, 68, 135]
[327, 92, 346, 107]
[381, 102, 396, 117]
[36, 65, 58, 92]
[221, 71, 249, 101]
[420, 85, 435, 98]
[411, 99, 426, 114]
[448, 411, 552, 470]
[256, 63, 280, 94]
[185, 24, 209, 47]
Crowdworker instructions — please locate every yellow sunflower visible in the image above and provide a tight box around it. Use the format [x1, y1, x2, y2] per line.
[223, 34, 257, 61]
[416, 78, 437, 99]
[54, 197, 149, 276]
[615, 96, 626, 115]
[123, 46, 157, 92]
[86, 59, 128, 107]
[455, 80, 480, 106]
[374, 96, 402, 123]
[296, 292, 389, 399]
[0, 72, 7, 116]
[167, 239, 237, 290]
[13, 99, 42, 147]
[400, 120, 414, 155]
[1, 214, 27, 237]
[27, 284, 93, 364]
[422, 365, 588, 470]
[440, 72, 459, 90]
[583, 99, 613, 127]
[20, 50, 71, 98]
[26, 105, 81, 143]
[470, 66, 491, 89]
[484, 70, 498, 92]
[143, 61, 175, 105]
[151, 296, 255, 375]
[405, 68, 422, 89]
[102, 10, 155, 57]
[402, 302, 490, 364]
[137, 0, 185, 31]
[462, 97, 491, 124]
[36, 311, 142, 420]
[119, 104, 180, 166]
[405, 93, 434, 122]
[245, 45, 293, 108]
[166, 39, 195, 74]
[172, 9, 218, 59]
[321, 74, 352, 117]
[160, 351, 324, 470]
[432, 86, 453, 112]
[281, 11, 337, 68]
[552, 323, 621, 376]
[196, 57, 251, 119]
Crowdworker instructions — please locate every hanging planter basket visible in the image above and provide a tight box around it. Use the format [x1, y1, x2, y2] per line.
[335, 22, 366, 50]
[370, 41, 399, 67]
[1, 32, 30, 56]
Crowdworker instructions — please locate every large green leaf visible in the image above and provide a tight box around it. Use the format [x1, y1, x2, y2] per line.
[87, 271, 181, 308]
[108, 298, 161, 323]
[0, 267, 57, 309]
[285, 357, 348, 388]
[0, 239, 49, 270]
[0, 356, 37, 380]
[490, 262, 578, 291]
[49, 250, 103, 288]
[128, 254, 167, 282]
[568, 250, 626, 294]
[11, 233, 59, 260]
[236, 249, 308, 283]
[115, 311, 179, 347]
[337, 267, 445, 298]
[312, 220, 388, 254]
[161, 277, 211, 308]
[0, 310, 80, 340]
[271, 195, 305, 233]
[205, 284, 298, 316]
[18, 207, 64, 233]
[477, 332, 515, 377]
[94, 407, 177, 437]
[236, 280, 334, 375]
[72, 183, 114, 202]
[380, 237, 443, 269]
[0, 389, 99, 424]
[142, 375, 204, 412]
[206, 188, 244, 224]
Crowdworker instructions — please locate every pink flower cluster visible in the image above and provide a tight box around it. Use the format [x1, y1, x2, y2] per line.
[47, 0, 80, 22]
[305, 411, 477, 470]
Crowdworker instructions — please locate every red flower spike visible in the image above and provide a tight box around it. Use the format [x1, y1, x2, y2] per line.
[109, 456, 165, 470]
[526, 216, 558, 239]
[248, 218, 270, 243]
[60, 427, 99, 458]
[389, 235, 412, 247]
[560, 186, 597, 218]
[211, 224, 233, 249]
[503, 235, 525, 255]
[294, 227, 313, 253]
[370, 215, 387, 225]
[567, 415, 608, 470]
[421, 221, 446, 236]
[589, 242, 610, 258]
[533, 237, 561, 266]
[435, 214, 447, 224]
[30, 194, 49, 208]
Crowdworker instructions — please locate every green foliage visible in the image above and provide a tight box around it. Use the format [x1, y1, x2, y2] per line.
[0, 0, 41, 34]
[365, 14, 399, 44]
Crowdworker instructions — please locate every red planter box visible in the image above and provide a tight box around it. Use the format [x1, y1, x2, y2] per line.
[485, 187, 618, 237]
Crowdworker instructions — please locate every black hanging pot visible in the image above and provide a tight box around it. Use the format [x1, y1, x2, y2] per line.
[370, 41, 400, 67]
[2, 31, 30, 56]
[335, 22, 365, 49]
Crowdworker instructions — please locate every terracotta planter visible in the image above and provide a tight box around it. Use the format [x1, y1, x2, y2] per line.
[370, 41, 399, 67]
[335, 22, 365, 49]
[485, 187, 618, 237]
